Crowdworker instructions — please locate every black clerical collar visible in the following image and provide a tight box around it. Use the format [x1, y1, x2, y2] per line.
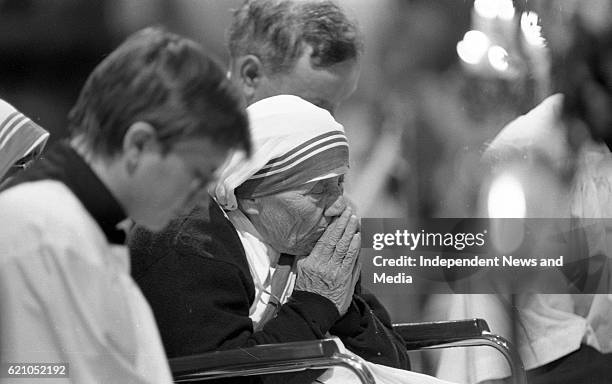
[1, 140, 127, 244]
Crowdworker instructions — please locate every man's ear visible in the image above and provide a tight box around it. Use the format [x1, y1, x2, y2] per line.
[232, 55, 264, 102]
[122, 121, 158, 175]
[237, 197, 261, 216]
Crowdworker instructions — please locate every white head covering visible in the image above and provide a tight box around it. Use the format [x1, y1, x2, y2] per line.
[213, 95, 349, 328]
[214, 95, 349, 210]
[0, 99, 49, 180]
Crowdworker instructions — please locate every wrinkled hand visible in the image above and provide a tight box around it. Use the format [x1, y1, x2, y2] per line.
[295, 207, 361, 316]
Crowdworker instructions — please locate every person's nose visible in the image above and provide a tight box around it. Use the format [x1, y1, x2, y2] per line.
[323, 192, 347, 217]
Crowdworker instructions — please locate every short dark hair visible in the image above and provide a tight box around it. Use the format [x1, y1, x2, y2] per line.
[228, 0, 363, 74]
[69, 27, 250, 157]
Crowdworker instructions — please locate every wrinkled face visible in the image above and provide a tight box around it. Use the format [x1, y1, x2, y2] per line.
[129, 138, 229, 231]
[240, 175, 346, 255]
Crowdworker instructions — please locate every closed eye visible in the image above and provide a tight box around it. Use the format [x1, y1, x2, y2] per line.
[308, 183, 326, 195]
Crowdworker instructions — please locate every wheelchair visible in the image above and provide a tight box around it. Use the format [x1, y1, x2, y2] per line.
[170, 318, 526, 384]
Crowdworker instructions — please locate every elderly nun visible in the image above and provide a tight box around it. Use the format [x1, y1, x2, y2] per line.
[0, 99, 49, 182]
[130, 95, 459, 384]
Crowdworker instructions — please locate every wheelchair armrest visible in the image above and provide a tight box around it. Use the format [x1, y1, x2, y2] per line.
[394, 318, 490, 349]
[394, 318, 526, 384]
[169, 339, 376, 383]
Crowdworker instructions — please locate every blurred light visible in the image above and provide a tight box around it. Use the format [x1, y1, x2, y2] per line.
[474, 0, 515, 20]
[497, 0, 516, 20]
[487, 174, 526, 254]
[488, 45, 509, 71]
[521, 11, 546, 47]
[487, 173, 526, 218]
[457, 30, 490, 64]
[474, 0, 498, 19]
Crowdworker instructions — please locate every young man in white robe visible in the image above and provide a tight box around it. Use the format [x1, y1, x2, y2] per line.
[0, 27, 250, 383]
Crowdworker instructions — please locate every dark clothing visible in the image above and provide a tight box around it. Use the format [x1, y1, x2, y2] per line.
[129, 199, 410, 382]
[1, 140, 126, 244]
[526, 345, 612, 384]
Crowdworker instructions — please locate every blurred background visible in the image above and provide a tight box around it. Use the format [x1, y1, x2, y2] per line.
[0, 0, 566, 371]
[0, 0, 549, 220]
